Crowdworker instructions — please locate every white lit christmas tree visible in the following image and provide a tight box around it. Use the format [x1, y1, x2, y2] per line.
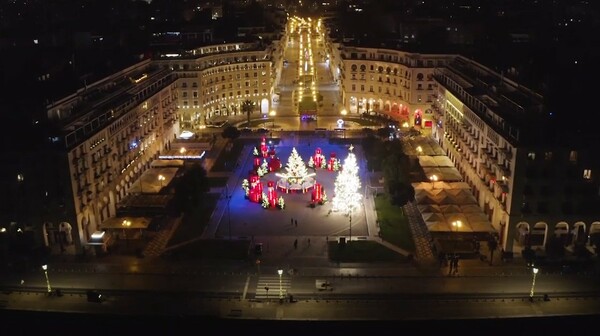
[276, 147, 314, 185]
[332, 145, 361, 214]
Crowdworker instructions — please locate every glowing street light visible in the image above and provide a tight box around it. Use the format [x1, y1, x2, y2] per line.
[529, 267, 539, 301]
[41, 264, 52, 293]
[278, 269, 283, 300]
[158, 174, 165, 188]
[416, 146, 423, 154]
[269, 110, 276, 129]
[122, 219, 131, 249]
[429, 174, 438, 189]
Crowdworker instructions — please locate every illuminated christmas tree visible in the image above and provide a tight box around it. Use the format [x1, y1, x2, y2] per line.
[332, 145, 361, 213]
[308, 156, 315, 168]
[277, 147, 313, 185]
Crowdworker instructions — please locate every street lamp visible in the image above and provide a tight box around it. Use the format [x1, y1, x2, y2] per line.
[529, 267, 539, 301]
[158, 174, 165, 189]
[225, 184, 231, 240]
[41, 264, 52, 293]
[416, 145, 423, 154]
[452, 220, 462, 256]
[122, 219, 131, 249]
[278, 269, 283, 300]
[429, 174, 438, 189]
[269, 110, 276, 129]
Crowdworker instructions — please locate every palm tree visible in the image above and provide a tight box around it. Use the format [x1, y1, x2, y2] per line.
[241, 100, 255, 126]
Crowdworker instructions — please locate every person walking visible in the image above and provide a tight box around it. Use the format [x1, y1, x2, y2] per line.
[291, 217, 294, 226]
[295, 219, 298, 227]
[294, 239, 298, 249]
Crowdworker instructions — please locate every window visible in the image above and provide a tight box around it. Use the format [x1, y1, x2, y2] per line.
[544, 152, 553, 160]
[351, 84, 356, 91]
[569, 150, 578, 162]
[527, 152, 536, 160]
[583, 169, 592, 180]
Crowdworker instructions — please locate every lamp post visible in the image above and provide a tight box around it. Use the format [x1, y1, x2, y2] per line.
[348, 212, 352, 242]
[529, 267, 539, 302]
[429, 174, 438, 190]
[269, 110, 276, 129]
[225, 184, 231, 240]
[41, 264, 52, 293]
[452, 220, 462, 256]
[278, 269, 283, 300]
[122, 219, 131, 249]
[158, 174, 165, 190]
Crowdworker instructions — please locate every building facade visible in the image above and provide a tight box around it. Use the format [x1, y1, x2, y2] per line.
[37, 41, 282, 254]
[432, 56, 600, 255]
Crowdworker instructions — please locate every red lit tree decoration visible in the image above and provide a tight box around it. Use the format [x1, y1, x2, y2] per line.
[313, 148, 325, 168]
[248, 174, 263, 203]
[327, 152, 338, 171]
[267, 181, 278, 208]
[260, 137, 268, 158]
[311, 182, 323, 204]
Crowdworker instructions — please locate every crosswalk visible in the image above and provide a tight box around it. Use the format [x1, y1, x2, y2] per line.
[255, 275, 291, 300]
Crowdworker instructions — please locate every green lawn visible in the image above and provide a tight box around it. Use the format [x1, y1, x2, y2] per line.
[374, 194, 416, 252]
[211, 140, 245, 172]
[167, 193, 220, 246]
[327, 240, 407, 263]
[208, 176, 229, 188]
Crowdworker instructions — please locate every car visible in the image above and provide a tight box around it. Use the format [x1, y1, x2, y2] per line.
[241, 127, 253, 133]
[255, 128, 270, 134]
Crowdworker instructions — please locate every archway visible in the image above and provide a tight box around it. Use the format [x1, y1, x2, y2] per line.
[414, 109, 423, 127]
[573, 221, 587, 244]
[555, 221, 570, 246]
[260, 98, 269, 115]
[531, 222, 548, 247]
[515, 222, 530, 247]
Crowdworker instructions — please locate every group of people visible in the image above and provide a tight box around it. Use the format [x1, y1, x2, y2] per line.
[439, 253, 460, 275]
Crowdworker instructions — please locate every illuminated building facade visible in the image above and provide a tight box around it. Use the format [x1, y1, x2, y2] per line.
[432, 56, 600, 255]
[42, 41, 281, 254]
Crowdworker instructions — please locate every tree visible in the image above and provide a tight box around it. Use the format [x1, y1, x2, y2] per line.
[241, 99, 255, 126]
[280, 147, 311, 184]
[173, 163, 209, 213]
[332, 147, 361, 214]
[222, 126, 240, 140]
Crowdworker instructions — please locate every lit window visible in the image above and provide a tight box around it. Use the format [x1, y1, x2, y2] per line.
[545, 152, 553, 160]
[583, 169, 592, 180]
[527, 152, 536, 160]
[569, 150, 578, 162]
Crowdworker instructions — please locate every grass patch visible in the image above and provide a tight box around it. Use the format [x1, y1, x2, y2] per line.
[375, 194, 416, 252]
[208, 176, 229, 188]
[212, 139, 245, 172]
[166, 239, 251, 261]
[168, 193, 219, 246]
[327, 240, 407, 263]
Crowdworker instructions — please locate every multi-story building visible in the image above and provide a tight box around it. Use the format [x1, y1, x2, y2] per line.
[154, 41, 283, 129]
[432, 56, 600, 255]
[7, 40, 282, 255]
[44, 59, 180, 254]
[321, 23, 455, 130]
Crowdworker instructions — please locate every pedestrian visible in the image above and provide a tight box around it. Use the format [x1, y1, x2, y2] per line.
[295, 219, 298, 227]
[294, 239, 298, 249]
[453, 258, 459, 275]
[291, 217, 294, 225]
[308, 238, 311, 245]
